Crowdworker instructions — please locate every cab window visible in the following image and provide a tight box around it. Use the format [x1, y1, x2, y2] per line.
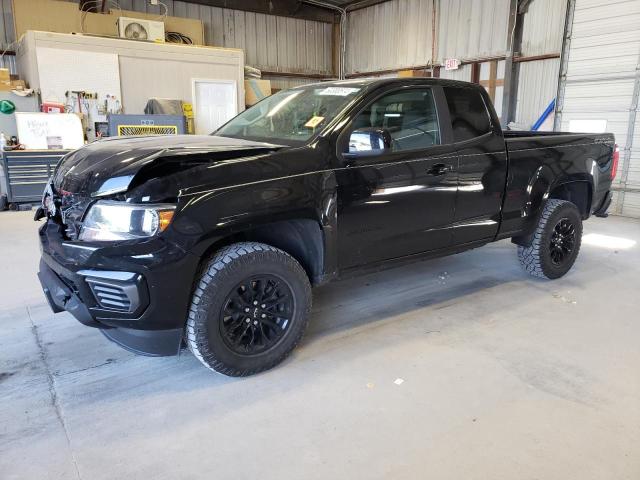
[443, 87, 493, 142]
[349, 88, 441, 152]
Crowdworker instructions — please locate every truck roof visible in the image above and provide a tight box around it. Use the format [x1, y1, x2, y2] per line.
[290, 77, 477, 91]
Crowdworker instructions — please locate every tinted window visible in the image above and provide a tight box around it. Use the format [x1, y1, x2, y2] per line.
[350, 88, 440, 152]
[444, 87, 492, 142]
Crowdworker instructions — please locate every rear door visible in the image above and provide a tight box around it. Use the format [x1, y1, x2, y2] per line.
[443, 86, 508, 245]
[334, 85, 459, 269]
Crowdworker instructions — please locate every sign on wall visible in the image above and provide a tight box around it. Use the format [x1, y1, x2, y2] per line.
[444, 59, 460, 71]
[15, 113, 84, 150]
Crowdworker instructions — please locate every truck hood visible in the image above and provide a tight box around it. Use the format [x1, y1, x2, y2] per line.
[52, 135, 283, 196]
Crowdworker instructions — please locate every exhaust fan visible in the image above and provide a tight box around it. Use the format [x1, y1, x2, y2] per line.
[117, 17, 165, 42]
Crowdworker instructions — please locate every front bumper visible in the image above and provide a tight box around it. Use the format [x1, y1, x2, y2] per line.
[38, 258, 97, 327]
[37, 220, 200, 356]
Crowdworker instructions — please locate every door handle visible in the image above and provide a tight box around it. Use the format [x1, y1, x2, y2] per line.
[426, 163, 453, 176]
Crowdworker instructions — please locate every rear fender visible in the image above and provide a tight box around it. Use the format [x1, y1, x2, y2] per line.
[511, 167, 592, 246]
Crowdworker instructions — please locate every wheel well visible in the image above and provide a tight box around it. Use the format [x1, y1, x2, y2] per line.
[199, 219, 325, 284]
[549, 181, 592, 219]
[512, 181, 592, 247]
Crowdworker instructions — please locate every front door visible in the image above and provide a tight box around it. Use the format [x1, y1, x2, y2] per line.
[335, 86, 459, 269]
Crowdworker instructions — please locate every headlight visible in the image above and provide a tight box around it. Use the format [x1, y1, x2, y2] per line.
[79, 201, 175, 241]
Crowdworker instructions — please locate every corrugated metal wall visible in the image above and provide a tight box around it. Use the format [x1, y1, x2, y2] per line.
[264, 75, 321, 91]
[94, 0, 334, 75]
[344, 0, 510, 75]
[436, 0, 510, 63]
[343, 0, 563, 129]
[515, 58, 561, 128]
[0, 0, 14, 50]
[0, 0, 334, 76]
[557, 0, 640, 217]
[345, 0, 435, 75]
[195, 7, 333, 75]
[513, 0, 567, 129]
[520, 0, 566, 56]
[0, 0, 570, 128]
[0, 52, 16, 74]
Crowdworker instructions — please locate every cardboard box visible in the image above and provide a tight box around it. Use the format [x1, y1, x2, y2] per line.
[11, 80, 27, 90]
[245, 79, 271, 106]
[0, 80, 28, 91]
[397, 69, 429, 78]
[12, 0, 205, 45]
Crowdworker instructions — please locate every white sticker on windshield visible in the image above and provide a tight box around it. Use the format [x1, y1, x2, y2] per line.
[317, 87, 360, 96]
[304, 116, 325, 128]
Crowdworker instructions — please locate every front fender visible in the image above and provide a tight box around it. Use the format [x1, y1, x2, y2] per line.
[163, 170, 339, 281]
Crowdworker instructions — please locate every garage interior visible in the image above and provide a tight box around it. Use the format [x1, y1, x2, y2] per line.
[1, 0, 639, 479]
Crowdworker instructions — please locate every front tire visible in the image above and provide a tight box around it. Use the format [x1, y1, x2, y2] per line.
[186, 242, 312, 376]
[517, 199, 583, 279]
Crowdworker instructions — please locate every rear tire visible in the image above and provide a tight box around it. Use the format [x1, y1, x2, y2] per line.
[186, 242, 312, 376]
[517, 199, 583, 279]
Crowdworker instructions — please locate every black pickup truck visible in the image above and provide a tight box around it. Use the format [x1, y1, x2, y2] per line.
[36, 79, 617, 376]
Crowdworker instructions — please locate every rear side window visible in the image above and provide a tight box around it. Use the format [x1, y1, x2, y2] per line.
[444, 87, 492, 142]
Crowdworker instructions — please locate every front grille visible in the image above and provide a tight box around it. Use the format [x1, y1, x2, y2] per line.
[89, 283, 131, 311]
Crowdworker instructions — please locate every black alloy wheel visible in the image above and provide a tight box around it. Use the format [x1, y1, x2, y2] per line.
[517, 199, 583, 279]
[220, 275, 294, 355]
[549, 217, 576, 266]
[186, 242, 312, 376]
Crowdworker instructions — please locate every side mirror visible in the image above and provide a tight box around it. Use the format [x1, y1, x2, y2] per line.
[348, 127, 392, 155]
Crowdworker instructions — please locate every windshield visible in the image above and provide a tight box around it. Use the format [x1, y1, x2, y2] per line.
[214, 84, 363, 145]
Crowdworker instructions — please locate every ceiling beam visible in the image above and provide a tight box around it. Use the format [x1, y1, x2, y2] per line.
[176, 0, 339, 23]
[344, 0, 396, 12]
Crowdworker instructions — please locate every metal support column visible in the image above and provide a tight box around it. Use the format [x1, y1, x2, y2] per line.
[501, 0, 528, 126]
[615, 43, 640, 214]
[554, 0, 576, 131]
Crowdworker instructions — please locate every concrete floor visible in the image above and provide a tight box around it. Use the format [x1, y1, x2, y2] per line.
[1, 211, 639, 480]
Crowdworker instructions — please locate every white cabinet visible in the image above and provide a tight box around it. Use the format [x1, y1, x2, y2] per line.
[16, 31, 245, 120]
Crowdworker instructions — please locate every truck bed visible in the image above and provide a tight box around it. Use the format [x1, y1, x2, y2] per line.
[497, 130, 616, 240]
[503, 130, 579, 138]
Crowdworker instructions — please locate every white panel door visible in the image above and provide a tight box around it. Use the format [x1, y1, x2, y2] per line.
[192, 79, 238, 135]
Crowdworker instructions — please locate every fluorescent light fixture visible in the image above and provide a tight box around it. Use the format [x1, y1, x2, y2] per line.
[582, 233, 636, 250]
